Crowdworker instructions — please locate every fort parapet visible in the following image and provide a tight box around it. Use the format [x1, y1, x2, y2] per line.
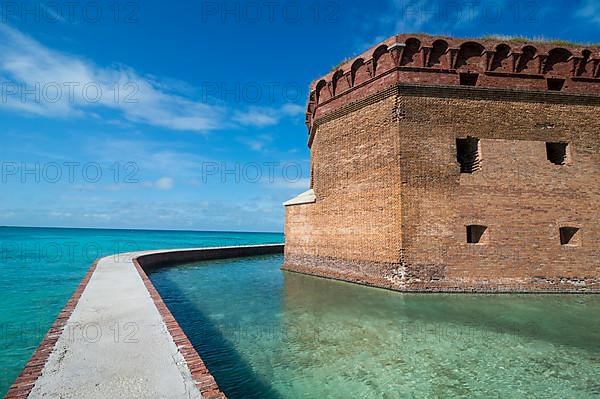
[283, 33, 600, 293]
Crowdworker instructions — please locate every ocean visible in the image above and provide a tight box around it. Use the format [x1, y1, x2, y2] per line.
[150, 255, 600, 398]
[0, 226, 283, 396]
[2, 226, 599, 398]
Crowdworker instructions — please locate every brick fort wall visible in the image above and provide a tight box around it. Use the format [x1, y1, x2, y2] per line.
[283, 34, 600, 293]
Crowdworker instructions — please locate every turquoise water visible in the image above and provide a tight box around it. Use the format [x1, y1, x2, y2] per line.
[149, 255, 600, 399]
[0, 226, 283, 396]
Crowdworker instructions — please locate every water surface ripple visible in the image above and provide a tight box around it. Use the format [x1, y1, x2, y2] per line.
[149, 255, 600, 399]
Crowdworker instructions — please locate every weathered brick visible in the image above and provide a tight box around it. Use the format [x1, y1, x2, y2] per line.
[284, 34, 600, 293]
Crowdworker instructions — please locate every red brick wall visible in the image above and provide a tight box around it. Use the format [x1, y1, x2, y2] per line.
[285, 36, 600, 292]
[285, 97, 405, 288]
[395, 95, 600, 291]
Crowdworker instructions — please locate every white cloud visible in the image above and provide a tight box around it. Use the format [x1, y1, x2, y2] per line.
[85, 137, 209, 179]
[355, 0, 536, 54]
[153, 177, 175, 190]
[238, 133, 273, 152]
[2, 197, 285, 231]
[144, 177, 175, 191]
[281, 103, 305, 116]
[392, 0, 437, 34]
[0, 24, 226, 131]
[233, 103, 306, 128]
[234, 107, 279, 127]
[0, 24, 304, 132]
[576, 0, 600, 25]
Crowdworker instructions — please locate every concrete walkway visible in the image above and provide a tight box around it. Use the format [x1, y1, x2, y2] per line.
[6, 245, 284, 399]
[29, 254, 202, 399]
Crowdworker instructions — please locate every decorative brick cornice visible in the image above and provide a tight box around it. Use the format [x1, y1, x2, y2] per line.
[306, 33, 600, 143]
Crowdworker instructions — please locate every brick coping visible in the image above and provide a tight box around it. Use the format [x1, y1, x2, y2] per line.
[304, 33, 600, 142]
[4, 261, 99, 399]
[4, 244, 284, 399]
[310, 33, 600, 91]
[132, 258, 227, 399]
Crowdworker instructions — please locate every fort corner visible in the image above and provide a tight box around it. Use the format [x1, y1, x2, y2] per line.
[283, 33, 600, 293]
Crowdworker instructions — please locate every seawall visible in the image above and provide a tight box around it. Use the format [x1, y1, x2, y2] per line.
[4, 244, 284, 399]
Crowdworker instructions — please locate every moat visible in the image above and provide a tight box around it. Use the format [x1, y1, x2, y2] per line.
[149, 254, 600, 399]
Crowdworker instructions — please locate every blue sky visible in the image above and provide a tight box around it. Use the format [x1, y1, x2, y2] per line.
[0, 0, 598, 232]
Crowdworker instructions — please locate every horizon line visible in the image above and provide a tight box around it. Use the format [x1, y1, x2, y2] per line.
[0, 225, 284, 235]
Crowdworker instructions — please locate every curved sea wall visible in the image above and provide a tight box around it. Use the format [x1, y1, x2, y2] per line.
[5, 244, 284, 399]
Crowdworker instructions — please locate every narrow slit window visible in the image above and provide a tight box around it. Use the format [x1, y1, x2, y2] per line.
[460, 73, 479, 86]
[467, 225, 487, 244]
[456, 137, 481, 173]
[546, 142, 568, 165]
[560, 227, 580, 245]
[547, 78, 565, 91]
